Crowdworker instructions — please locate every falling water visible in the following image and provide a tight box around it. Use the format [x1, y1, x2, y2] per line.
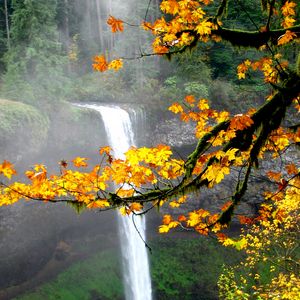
[78, 104, 152, 300]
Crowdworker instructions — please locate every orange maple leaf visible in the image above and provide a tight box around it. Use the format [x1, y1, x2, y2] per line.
[178, 215, 187, 222]
[107, 16, 124, 33]
[185, 95, 196, 105]
[266, 171, 282, 182]
[278, 30, 297, 45]
[153, 44, 169, 54]
[237, 60, 251, 79]
[285, 163, 298, 175]
[281, 1, 297, 17]
[99, 146, 112, 156]
[130, 202, 143, 212]
[229, 114, 254, 131]
[93, 55, 108, 72]
[160, 0, 180, 15]
[0, 160, 17, 179]
[72, 157, 88, 168]
[238, 215, 255, 225]
[162, 214, 172, 225]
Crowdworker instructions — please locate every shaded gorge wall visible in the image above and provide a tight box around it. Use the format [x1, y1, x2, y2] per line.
[0, 100, 117, 295]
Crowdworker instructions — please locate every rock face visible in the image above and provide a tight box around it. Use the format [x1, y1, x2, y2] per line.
[144, 109, 300, 222]
[0, 101, 112, 290]
[0, 202, 118, 290]
[149, 117, 197, 148]
[0, 102, 298, 292]
[0, 99, 49, 162]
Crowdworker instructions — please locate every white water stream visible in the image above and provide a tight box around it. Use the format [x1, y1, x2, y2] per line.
[79, 104, 152, 300]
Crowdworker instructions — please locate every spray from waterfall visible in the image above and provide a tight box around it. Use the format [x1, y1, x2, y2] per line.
[78, 104, 152, 300]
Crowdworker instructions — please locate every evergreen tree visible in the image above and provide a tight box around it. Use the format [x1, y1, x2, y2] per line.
[1, 0, 69, 105]
[0, 0, 12, 73]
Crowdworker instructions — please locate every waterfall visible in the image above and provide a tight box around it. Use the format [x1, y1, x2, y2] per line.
[77, 104, 152, 300]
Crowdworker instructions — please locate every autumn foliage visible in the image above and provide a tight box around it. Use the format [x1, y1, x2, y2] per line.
[1, 0, 300, 298]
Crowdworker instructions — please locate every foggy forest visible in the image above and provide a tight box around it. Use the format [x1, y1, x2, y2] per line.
[0, 0, 299, 299]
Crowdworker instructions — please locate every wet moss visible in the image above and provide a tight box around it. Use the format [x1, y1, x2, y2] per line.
[0, 99, 49, 160]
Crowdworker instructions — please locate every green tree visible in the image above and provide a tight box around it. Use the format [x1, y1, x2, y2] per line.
[1, 0, 69, 105]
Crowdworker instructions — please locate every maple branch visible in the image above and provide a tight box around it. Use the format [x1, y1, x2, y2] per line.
[266, 0, 276, 31]
[132, 214, 153, 253]
[144, 0, 153, 22]
[213, 25, 300, 48]
[177, 25, 300, 49]
[115, 71, 300, 209]
[184, 120, 230, 178]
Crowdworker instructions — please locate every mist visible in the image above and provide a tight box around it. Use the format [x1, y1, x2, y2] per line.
[0, 1, 162, 299]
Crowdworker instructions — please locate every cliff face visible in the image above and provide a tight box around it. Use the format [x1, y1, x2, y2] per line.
[144, 110, 299, 222]
[0, 101, 111, 290]
[149, 117, 197, 148]
[0, 99, 49, 162]
[0, 100, 108, 165]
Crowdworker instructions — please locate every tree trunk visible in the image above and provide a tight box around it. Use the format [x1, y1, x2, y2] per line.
[63, 0, 72, 73]
[63, 0, 70, 44]
[136, 3, 143, 88]
[95, 0, 104, 50]
[108, 0, 114, 58]
[4, 0, 10, 50]
[86, 0, 93, 40]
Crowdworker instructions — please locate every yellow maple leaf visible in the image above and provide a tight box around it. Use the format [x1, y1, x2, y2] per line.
[198, 99, 210, 110]
[158, 224, 170, 233]
[187, 211, 200, 227]
[120, 206, 130, 216]
[87, 200, 110, 209]
[117, 188, 135, 197]
[225, 148, 239, 161]
[237, 60, 251, 79]
[203, 164, 230, 184]
[169, 201, 180, 208]
[168, 221, 179, 229]
[72, 157, 88, 168]
[282, 16, 296, 28]
[196, 20, 213, 36]
[0, 160, 16, 179]
[178, 32, 194, 46]
[169, 102, 184, 114]
[178, 195, 187, 203]
[108, 59, 123, 71]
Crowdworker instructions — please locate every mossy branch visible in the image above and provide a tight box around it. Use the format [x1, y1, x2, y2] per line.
[177, 25, 300, 49]
[118, 72, 300, 207]
[214, 25, 300, 48]
[184, 120, 230, 178]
